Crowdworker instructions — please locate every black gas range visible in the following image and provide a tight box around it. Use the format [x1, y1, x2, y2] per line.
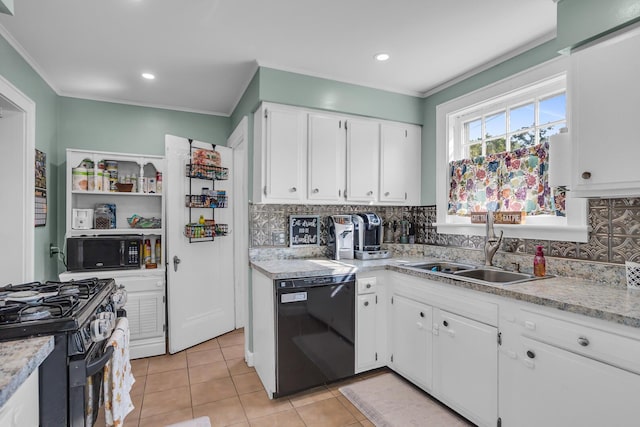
[0, 277, 126, 427]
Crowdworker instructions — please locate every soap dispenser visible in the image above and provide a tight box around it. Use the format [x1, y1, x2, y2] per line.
[533, 245, 546, 277]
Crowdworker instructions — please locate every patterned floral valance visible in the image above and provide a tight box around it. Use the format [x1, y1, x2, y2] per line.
[448, 142, 565, 217]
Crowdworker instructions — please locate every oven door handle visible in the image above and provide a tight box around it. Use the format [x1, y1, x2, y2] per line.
[86, 345, 114, 377]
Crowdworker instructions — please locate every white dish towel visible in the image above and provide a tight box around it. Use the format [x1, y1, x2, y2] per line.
[103, 317, 135, 427]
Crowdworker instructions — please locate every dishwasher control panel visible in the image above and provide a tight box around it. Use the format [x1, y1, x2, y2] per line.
[276, 274, 355, 289]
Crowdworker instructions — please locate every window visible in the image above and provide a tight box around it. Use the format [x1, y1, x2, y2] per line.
[449, 77, 565, 217]
[435, 57, 588, 242]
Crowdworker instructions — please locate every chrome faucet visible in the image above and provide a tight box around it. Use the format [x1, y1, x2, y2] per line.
[485, 211, 503, 267]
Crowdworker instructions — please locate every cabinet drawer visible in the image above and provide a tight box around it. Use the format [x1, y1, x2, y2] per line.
[357, 277, 377, 294]
[519, 309, 640, 374]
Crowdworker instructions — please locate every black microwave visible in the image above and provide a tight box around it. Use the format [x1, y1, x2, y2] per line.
[66, 236, 142, 271]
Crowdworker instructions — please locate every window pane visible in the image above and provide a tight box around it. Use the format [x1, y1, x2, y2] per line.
[486, 138, 506, 155]
[510, 131, 536, 150]
[469, 143, 483, 158]
[539, 122, 566, 144]
[466, 119, 482, 142]
[539, 93, 566, 125]
[509, 103, 534, 132]
[485, 112, 506, 139]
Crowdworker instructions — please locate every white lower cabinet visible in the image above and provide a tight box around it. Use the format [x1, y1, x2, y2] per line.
[433, 309, 497, 427]
[501, 335, 640, 427]
[499, 301, 640, 427]
[0, 370, 38, 427]
[388, 272, 499, 426]
[390, 294, 433, 391]
[59, 270, 166, 359]
[355, 275, 387, 373]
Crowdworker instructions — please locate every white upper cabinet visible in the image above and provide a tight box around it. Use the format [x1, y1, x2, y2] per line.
[253, 103, 306, 203]
[307, 113, 346, 202]
[253, 102, 421, 205]
[380, 122, 421, 204]
[570, 25, 640, 197]
[346, 118, 380, 203]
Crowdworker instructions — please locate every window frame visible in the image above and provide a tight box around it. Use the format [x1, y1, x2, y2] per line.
[434, 56, 588, 242]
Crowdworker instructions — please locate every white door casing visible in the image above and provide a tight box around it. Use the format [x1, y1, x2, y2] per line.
[0, 74, 35, 284]
[227, 117, 249, 332]
[165, 135, 235, 353]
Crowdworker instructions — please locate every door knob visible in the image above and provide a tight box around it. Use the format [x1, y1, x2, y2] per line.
[313, 188, 319, 193]
[173, 255, 181, 272]
[384, 192, 390, 197]
[581, 171, 591, 179]
[290, 187, 297, 192]
[367, 191, 373, 196]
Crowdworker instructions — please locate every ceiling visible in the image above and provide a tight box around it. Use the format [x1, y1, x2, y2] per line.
[0, 0, 557, 116]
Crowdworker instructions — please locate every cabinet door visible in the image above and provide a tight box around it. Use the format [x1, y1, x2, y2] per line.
[308, 113, 345, 202]
[263, 107, 306, 201]
[390, 295, 432, 391]
[125, 290, 165, 341]
[0, 370, 38, 427]
[571, 26, 640, 197]
[380, 123, 409, 203]
[404, 125, 422, 205]
[346, 119, 380, 203]
[434, 309, 497, 427]
[501, 335, 640, 427]
[356, 293, 377, 373]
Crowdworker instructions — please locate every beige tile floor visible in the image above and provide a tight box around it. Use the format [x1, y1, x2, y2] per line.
[95, 328, 382, 427]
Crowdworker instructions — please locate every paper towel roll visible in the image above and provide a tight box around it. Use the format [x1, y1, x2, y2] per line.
[548, 129, 571, 188]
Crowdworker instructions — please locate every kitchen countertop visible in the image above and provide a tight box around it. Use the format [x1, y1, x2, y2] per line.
[251, 257, 640, 329]
[0, 336, 54, 408]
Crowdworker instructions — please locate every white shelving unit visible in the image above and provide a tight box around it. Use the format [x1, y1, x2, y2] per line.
[63, 148, 167, 358]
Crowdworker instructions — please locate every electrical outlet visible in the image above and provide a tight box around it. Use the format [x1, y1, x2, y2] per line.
[272, 232, 286, 245]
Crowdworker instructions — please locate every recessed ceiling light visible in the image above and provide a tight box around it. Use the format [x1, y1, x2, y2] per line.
[141, 73, 155, 80]
[374, 53, 390, 62]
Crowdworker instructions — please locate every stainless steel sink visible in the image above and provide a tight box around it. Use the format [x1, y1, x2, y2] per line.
[407, 262, 477, 274]
[453, 268, 540, 285]
[404, 261, 550, 285]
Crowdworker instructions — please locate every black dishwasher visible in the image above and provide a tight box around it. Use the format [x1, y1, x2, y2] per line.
[275, 273, 355, 397]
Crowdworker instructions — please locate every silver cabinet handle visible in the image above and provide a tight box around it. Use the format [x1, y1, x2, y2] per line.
[364, 301, 369, 307]
[313, 188, 319, 193]
[366, 283, 371, 288]
[385, 192, 390, 197]
[173, 255, 181, 272]
[290, 187, 297, 192]
[581, 171, 591, 179]
[577, 336, 590, 347]
[367, 191, 373, 196]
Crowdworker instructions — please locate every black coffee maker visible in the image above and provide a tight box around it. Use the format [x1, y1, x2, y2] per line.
[351, 213, 389, 260]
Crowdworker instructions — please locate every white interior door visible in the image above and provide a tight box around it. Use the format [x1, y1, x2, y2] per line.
[165, 135, 235, 353]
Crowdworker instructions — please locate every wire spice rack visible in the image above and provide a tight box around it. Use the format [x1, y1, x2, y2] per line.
[184, 140, 229, 243]
[184, 191, 227, 208]
[185, 164, 229, 181]
[184, 222, 229, 239]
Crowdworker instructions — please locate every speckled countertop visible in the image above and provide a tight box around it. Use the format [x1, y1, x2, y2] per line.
[250, 257, 640, 329]
[0, 336, 54, 408]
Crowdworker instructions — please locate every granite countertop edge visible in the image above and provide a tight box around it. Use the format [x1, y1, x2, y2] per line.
[0, 336, 54, 408]
[250, 258, 640, 329]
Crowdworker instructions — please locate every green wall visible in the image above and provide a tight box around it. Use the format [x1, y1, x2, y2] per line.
[1, 33, 230, 281]
[1, 34, 59, 281]
[557, 0, 640, 49]
[258, 67, 423, 125]
[56, 98, 230, 271]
